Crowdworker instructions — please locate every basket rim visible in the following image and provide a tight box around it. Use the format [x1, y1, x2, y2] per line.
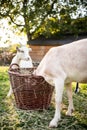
[8, 68, 44, 79]
[8, 67, 54, 88]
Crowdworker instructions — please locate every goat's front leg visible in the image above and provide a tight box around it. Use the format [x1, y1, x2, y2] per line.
[49, 78, 64, 128]
[7, 85, 13, 97]
[65, 83, 74, 116]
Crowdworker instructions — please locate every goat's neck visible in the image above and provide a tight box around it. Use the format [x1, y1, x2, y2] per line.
[11, 55, 20, 65]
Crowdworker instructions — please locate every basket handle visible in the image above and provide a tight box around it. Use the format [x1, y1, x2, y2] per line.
[9, 63, 19, 70]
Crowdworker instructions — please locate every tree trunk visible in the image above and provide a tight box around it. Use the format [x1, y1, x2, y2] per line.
[23, 0, 31, 41]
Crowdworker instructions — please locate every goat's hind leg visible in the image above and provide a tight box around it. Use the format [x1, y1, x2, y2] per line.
[65, 83, 74, 116]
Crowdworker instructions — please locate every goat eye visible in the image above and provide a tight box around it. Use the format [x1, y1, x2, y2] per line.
[20, 50, 24, 53]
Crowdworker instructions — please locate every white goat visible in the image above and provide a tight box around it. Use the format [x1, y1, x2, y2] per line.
[34, 39, 87, 128]
[7, 46, 33, 97]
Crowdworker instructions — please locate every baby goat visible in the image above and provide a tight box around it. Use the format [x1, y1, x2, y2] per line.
[7, 45, 33, 97]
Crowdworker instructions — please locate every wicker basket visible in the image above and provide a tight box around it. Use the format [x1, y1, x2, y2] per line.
[8, 64, 54, 110]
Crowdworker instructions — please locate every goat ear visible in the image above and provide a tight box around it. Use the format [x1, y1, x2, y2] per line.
[16, 47, 20, 52]
[29, 48, 32, 52]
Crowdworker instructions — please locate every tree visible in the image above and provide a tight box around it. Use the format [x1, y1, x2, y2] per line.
[0, 0, 86, 41]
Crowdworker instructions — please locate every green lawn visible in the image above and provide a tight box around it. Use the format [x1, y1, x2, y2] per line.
[0, 66, 87, 130]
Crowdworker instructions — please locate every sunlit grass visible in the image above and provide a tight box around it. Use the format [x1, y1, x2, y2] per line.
[0, 66, 87, 130]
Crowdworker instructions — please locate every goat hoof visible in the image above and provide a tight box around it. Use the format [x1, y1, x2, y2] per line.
[7, 94, 10, 98]
[7, 93, 12, 98]
[49, 119, 58, 128]
[66, 109, 74, 116]
[66, 111, 72, 116]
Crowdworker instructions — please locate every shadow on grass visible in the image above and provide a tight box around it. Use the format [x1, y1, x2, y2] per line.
[0, 66, 87, 130]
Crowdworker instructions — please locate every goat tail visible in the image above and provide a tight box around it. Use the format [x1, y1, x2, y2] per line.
[75, 82, 79, 93]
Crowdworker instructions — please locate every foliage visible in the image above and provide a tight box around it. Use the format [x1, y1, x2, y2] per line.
[0, 66, 87, 130]
[0, 0, 87, 41]
[33, 16, 87, 39]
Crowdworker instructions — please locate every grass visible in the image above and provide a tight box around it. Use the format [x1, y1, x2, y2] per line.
[0, 66, 87, 130]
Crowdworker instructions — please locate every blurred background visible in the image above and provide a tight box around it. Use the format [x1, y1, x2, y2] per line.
[0, 0, 87, 65]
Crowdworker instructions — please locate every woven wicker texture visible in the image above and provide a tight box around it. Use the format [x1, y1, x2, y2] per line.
[8, 65, 54, 110]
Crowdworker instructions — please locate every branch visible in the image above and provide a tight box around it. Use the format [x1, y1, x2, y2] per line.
[0, 10, 25, 27]
[8, 15, 25, 27]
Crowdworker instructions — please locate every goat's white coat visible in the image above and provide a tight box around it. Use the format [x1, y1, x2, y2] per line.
[7, 46, 33, 97]
[19, 60, 33, 68]
[34, 39, 87, 127]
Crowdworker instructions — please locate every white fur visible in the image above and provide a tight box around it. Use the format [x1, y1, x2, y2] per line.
[19, 60, 33, 68]
[7, 46, 33, 97]
[34, 39, 87, 127]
